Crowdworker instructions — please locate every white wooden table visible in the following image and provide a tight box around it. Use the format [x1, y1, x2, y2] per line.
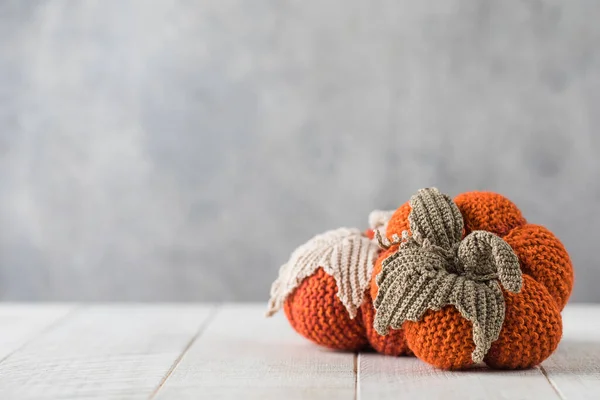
[0, 304, 597, 399]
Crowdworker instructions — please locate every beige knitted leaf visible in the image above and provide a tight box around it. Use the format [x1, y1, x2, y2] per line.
[408, 187, 464, 249]
[447, 280, 506, 363]
[266, 228, 379, 319]
[458, 230, 523, 293]
[373, 245, 454, 334]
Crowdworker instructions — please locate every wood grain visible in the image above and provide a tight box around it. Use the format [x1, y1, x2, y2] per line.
[0, 304, 76, 361]
[359, 353, 560, 400]
[541, 304, 600, 400]
[0, 304, 214, 400]
[153, 304, 356, 400]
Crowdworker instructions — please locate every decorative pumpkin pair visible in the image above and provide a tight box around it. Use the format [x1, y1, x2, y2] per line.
[267, 188, 574, 370]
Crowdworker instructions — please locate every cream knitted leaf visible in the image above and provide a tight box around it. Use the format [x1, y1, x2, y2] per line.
[266, 228, 379, 319]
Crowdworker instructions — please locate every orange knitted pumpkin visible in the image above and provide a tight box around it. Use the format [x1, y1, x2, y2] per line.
[372, 189, 573, 369]
[266, 212, 411, 355]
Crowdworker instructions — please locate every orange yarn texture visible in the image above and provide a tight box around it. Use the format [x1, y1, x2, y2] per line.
[283, 267, 367, 351]
[278, 191, 573, 370]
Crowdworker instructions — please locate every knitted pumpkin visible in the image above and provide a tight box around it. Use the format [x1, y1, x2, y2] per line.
[266, 211, 411, 355]
[372, 188, 573, 369]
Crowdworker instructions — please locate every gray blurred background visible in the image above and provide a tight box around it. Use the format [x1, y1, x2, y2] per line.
[0, 0, 596, 302]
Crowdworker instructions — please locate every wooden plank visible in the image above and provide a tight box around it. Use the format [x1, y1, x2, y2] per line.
[0, 304, 214, 400]
[153, 304, 356, 400]
[541, 304, 600, 400]
[359, 353, 560, 399]
[0, 304, 76, 361]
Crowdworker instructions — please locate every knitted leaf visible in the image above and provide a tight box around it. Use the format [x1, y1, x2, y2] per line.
[373, 245, 455, 333]
[408, 187, 464, 250]
[458, 230, 523, 293]
[267, 228, 379, 319]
